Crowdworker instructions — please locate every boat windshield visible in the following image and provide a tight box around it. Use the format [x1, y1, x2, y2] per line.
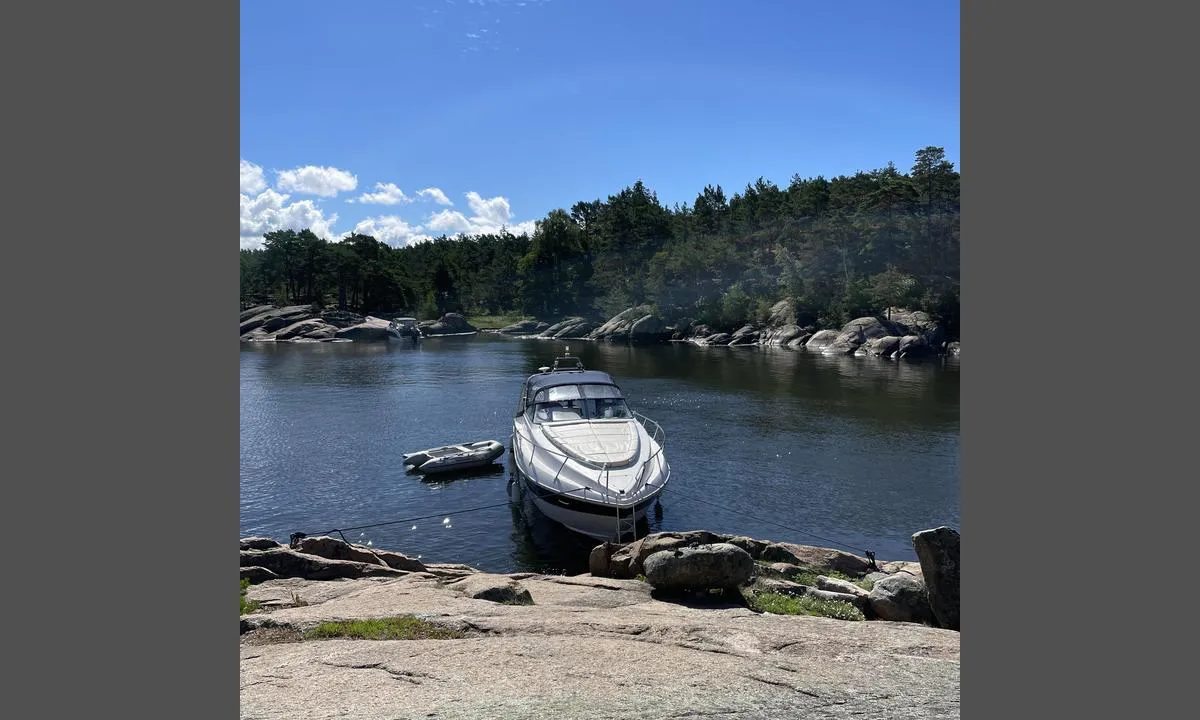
[529, 383, 632, 423]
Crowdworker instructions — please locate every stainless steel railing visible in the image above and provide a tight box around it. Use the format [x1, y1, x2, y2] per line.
[511, 414, 670, 509]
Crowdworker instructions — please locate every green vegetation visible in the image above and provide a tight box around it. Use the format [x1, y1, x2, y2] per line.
[240, 578, 260, 615]
[465, 314, 534, 329]
[749, 592, 865, 621]
[302, 616, 466, 641]
[240, 147, 959, 337]
[784, 567, 873, 591]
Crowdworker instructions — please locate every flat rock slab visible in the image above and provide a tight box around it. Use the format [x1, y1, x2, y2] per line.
[241, 573, 959, 719]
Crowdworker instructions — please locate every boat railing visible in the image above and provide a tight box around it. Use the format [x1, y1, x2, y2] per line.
[511, 414, 669, 509]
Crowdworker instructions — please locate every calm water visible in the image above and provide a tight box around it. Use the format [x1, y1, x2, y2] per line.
[240, 335, 959, 573]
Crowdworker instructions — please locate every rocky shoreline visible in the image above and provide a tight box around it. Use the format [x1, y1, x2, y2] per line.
[240, 527, 960, 719]
[239, 300, 960, 359]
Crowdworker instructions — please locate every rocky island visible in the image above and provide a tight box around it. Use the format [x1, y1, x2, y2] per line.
[239, 300, 960, 359]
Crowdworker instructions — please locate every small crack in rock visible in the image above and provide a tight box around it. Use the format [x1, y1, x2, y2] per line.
[746, 673, 821, 698]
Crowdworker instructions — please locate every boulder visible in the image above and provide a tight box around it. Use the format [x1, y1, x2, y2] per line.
[420, 312, 478, 336]
[758, 543, 874, 577]
[588, 306, 653, 341]
[371, 548, 428, 573]
[274, 319, 339, 341]
[816, 576, 871, 599]
[623, 531, 728, 576]
[240, 305, 275, 323]
[868, 573, 934, 624]
[552, 321, 597, 338]
[749, 576, 810, 597]
[240, 537, 282, 551]
[758, 562, 808, 578]
[946, 341, 960, 356]
[629, 314, 669, 343]
[318, 310, 365, 329]
[898, 335, 936, 359]
[239, 305, 314, 335]
[760, 324, 805, 346]
[865, 336, 903, 357]
[539, 317, 596, 339]
[498, 320, 548, 335]
[589, 542, 619, 577]
[803, 329, 841, 352]
[334, 316, 392, 342]
[912, 526, 960, 630]
[239, 547, 407, 581]
[785, 332, 812, 348]
[607, 545, 636, 579]
[878, 560, 923, 577]
[294, 535, 388, 566]
[824, 329, 867, 355]
[449, 575, 534, 605]
[807, 588, 870, 612]
[701, 332, 732, 346]
[725, 535, 769, 558]
[842, 316, 905, 341]
[885, 308, 946, 347]
[643, 543, 754, 591]
[240, 566, 279, 584]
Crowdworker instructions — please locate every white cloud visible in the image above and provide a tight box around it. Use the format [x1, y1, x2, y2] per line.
[426, 209, 473, 234]
[240, 188, 343, 249]
[353, 215, 434, 248]
[423, 191, 536, 238]
[240, 159, 267, 194]
[350, 182, 412, 205]
[275, 165, 358, 197]
[465, 191, 515, 227]
[417, 187, 453, 205]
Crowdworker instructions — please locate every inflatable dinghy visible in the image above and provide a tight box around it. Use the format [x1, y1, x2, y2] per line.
[403, 440, 505, 474]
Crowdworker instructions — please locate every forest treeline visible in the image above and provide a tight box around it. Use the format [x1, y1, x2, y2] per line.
[239, 146, 959, 337]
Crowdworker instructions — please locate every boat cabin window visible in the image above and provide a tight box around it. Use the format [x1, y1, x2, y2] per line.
[528, 383, 631, 423]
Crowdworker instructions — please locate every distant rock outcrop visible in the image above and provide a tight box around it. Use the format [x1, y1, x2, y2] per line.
[538, 317, 598, 339]
[420, 313, 478, 336]
[588, 306, 672, 344]
[334, 316, 392, 342]
[498, 320, 550, 335]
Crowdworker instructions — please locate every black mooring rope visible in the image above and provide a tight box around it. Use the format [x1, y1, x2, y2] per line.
[290, 485, 597, 544]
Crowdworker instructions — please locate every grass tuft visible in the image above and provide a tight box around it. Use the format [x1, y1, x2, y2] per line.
[749, 592, 865, 621]
[303, 616, 466, 641]
[240, 578, 261, 615]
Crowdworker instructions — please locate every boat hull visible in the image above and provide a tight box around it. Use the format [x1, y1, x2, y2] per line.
[511, 454, 661, 541]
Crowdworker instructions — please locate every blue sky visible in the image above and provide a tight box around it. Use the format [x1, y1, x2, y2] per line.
[240, 0, 959, 248]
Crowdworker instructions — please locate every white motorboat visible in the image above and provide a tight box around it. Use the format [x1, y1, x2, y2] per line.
[403, 440, 505, 474]
[386, 317, 421, 341]
[510, 347, 670, 542]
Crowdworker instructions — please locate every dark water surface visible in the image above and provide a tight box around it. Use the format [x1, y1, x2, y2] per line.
[240, 335, 959, 573]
